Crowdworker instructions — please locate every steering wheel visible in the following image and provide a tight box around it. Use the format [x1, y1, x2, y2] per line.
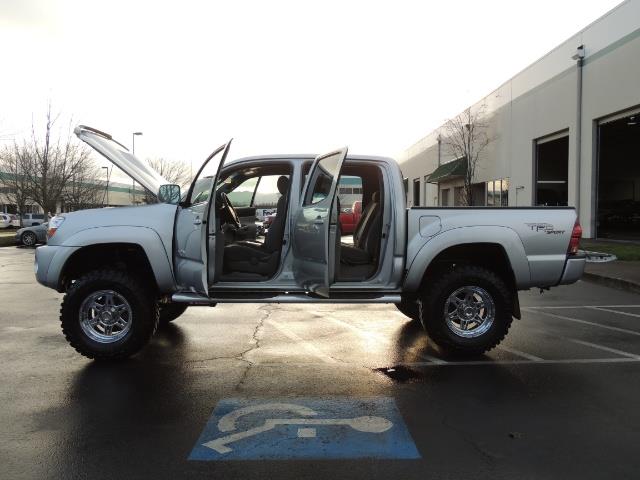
[218, 192, 242, 228]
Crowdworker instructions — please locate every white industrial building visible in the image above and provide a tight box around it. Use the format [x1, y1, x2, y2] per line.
[397, 0, 640, 240]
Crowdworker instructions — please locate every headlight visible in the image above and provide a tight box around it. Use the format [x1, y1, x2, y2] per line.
[47, 215, 65, 238]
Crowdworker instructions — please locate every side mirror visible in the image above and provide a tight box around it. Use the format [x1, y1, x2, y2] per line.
[158, 184, 181, 205]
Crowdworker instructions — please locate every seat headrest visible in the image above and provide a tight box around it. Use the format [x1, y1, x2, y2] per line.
[277, 176, 289, 195]
[371, 191, 379, 203]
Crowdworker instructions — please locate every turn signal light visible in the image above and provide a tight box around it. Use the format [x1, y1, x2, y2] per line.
[568, 219, 582, 255]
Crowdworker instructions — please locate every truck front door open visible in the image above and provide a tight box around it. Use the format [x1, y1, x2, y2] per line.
[174, 140, 232, 294]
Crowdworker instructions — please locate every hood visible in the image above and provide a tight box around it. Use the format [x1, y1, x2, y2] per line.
[75, 125, 169, 195]
[49, 203, 177, 246]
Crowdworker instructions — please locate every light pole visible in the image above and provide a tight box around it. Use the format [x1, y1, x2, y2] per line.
[102, 166, 109, 206]
[132, 131, 143, 204]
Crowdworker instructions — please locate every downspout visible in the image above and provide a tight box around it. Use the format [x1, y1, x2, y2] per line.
[437, 134, 442, 205]
[573, 45, 585, 217]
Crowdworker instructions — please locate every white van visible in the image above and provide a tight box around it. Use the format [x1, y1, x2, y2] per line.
[21, 213, 46, 227]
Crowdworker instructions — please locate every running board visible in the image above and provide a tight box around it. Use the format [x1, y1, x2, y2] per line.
[172, 292, 401, 305]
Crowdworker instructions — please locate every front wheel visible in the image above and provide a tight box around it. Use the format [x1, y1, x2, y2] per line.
[60, 269, 159, 360]
[421, 265, 513, 356]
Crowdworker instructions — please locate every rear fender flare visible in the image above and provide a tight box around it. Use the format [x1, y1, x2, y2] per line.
[403, 226, 531, 292]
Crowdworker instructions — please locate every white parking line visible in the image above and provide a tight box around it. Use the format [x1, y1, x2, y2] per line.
[269, 319, 338, 364]
[314, 311, 448, 365]
[402, 358, 640, 367]
[587, 306, 640, 319]
[497, 345, 543, 361]
[567, 338, 640, 359]
[525, 305, 640, 309]
[522, 308, 640, 337]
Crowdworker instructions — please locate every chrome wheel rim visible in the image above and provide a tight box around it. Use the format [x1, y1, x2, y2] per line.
[444, 286, 495, 338]
[79, 290, 132, 343]
[22, 232, 35, 246]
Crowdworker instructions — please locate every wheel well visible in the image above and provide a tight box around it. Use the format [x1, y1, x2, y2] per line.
[59, 243, 158, 293]
[417, 243, 520, 318]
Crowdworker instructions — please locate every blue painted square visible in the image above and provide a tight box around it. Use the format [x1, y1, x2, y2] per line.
[189, 397, 420, 460]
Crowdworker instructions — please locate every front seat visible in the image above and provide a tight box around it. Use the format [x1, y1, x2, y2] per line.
[222, 176, 290, 277]
[340, 191, 382, 267]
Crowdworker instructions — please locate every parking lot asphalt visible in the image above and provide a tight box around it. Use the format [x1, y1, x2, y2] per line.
[1, 246, 639, 479]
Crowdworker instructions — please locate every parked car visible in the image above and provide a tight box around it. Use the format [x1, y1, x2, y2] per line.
[0, 214, 14, 229]
[263, 212, 276, 230]
[34, 125, 585, 361]
[20, 213, 46, 227]
[339, 200, 362, 234]
[15, 223, 48, 246]
[10, 214, 20, 228]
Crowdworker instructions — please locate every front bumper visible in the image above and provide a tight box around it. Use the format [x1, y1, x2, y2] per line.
[558, 252, 586, 285]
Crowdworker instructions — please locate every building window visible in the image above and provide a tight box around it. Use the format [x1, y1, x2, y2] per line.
[441, 188, 450, 206]
[535, 133, 569, 206]
[597, 110, 640, 239]
[413, 178, 420, 206]
[486, 178, 509, 206]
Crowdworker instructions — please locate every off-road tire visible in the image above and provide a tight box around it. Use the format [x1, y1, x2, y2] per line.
[394, 300, 420, 322]
[158, 303, 188, 326]
[60, 269, 159, 360]
[421, 265, 513, 356]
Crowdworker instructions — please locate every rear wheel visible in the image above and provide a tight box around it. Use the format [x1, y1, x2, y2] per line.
[158, 303, 188, 326]
[21, 231, 37, 246]
[421, 265, 513, 356]
[60, 269, 159, 360]
[394, 299, 420, 322]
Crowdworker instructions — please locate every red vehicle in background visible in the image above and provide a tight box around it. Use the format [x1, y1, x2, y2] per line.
[263, 201, 362, 234]
[339, 200, 362, 234]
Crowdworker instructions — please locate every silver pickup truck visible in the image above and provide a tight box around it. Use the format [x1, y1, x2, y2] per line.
[35, 126, 585, 360]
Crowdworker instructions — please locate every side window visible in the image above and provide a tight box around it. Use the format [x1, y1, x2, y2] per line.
[304, 154, 342, 206]
[227, 177, 258, 207]
[253, 175, 288, 208]
[190, 177, 214, 204]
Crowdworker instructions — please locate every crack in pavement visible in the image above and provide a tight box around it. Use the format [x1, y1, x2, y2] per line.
[441, 414, 502, 466]
[234, 304, 273, 390]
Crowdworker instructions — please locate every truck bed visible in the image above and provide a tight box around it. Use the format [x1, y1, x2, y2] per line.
[405, 207, 579, 290]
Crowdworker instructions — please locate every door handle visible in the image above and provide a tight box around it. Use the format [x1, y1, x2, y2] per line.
[194, 217, 202, 225]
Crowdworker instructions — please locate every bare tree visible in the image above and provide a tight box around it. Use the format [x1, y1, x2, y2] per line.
[0, 142, 33, 225]
[146, 157, 190, 186]
[63, 159, 104, 211]
[25, 103, 93, 218]
[143, 157, 190, 204]
[442, 105, 493, 206]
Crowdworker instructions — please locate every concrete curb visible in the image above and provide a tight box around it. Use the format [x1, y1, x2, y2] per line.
[582, 271, 640, 295]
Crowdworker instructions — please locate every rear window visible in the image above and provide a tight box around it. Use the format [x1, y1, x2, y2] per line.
[33, 214, 45, 219]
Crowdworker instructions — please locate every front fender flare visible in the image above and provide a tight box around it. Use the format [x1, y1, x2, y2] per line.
[59, 226, 175, 292]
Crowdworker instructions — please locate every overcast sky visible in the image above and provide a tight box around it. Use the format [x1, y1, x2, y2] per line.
[0, 0, 622, 183]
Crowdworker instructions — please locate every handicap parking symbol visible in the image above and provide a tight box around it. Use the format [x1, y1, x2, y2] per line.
[189, 397, 420, 460]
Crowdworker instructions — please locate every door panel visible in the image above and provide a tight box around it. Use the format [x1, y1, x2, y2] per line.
[174, 141, 232, 293]
[292, 147, 348, 297]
